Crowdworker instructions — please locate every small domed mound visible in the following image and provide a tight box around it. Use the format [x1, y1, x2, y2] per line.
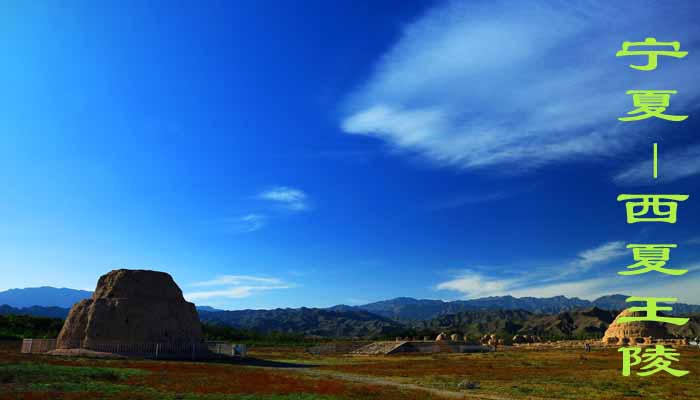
[602, 309, 674, 345]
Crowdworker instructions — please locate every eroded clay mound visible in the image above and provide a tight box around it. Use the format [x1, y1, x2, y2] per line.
[57, 269, 202, 348]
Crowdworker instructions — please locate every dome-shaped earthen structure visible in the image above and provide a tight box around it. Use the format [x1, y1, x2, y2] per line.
[602, 309, 674, 345]
[57, 269, 202, 349]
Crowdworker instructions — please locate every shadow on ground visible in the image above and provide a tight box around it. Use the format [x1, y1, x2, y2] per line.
[210, 357, 317, 369]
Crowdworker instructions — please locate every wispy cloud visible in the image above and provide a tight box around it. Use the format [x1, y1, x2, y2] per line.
[225, 187, 310, 234]
[430, 192, 510, 210]
[186, 285, 291, 301]
[437, 271, 619, 300]
[190, 275, 284, 287]
[436, 241, 629, 298]
[226, 214, 267, 234]
[436, 272, 518, 298]
[570, 241, 627, 270]
[507, 269, 700, 303]
[436, 265, 700, 303]
[259, 186, 310, 211]
[615, 144, 700, 185]
[686, 237, 700, 246]
[185, 275, 294, 301]
[341, 1, 700, 172]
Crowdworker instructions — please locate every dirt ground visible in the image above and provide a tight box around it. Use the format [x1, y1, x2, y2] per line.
[1, 341, 699, 399]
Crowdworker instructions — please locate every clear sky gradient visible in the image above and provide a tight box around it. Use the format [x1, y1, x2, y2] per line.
[2, 0, 700, 309]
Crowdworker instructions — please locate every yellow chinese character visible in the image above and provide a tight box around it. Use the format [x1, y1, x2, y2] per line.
[619, 90, 688, 122]
[619, 345, 689, 377]
[618, 297, 689, 326]
[616, 37, 688, 71]
[617, 194, 689, 223]
[619, 244, 687, 276]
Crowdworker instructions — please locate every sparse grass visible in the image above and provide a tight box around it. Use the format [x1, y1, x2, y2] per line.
[317, 346, 700, 399]
[2, 340, 700, 399]
[0, 341, 429, 400]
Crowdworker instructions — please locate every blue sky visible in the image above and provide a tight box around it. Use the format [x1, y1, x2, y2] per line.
[2, 0, 700, 309]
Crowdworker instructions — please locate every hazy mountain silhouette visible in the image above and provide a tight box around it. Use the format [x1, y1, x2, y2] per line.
[3, 286, 700, 339]
[0, 287, 92, 308]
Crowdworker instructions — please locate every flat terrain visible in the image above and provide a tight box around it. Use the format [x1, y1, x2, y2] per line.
[1, 341, 699, 399]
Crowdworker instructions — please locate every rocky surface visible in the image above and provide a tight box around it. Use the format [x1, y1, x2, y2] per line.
[57, 269, 202, 348]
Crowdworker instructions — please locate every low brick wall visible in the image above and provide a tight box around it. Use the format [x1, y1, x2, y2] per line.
[20, 339, 247, 359]
[21, 339, 57, 354]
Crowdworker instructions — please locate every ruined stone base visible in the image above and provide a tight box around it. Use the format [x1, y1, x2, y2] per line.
[47, 348, 127, 359]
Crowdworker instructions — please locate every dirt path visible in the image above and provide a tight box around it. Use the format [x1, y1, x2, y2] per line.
[286, 367, 521, 400]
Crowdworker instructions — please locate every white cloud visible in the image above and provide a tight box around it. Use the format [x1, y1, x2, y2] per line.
[435, 271, 617, 300]
[572, 241, 627, 269]
[190, 275, 283, 287]
[436, 241, 631, 299]
[615, 144, 700, 185]
[504, 273, 700, 303]
[341, 1, 700, 172]
[541, 241, 628, 280]
[436, 271, 517, 298]
[185, 274, 293, 301]
[226, 214, 267, 233]
[259, 186, 309, 211]
[436, 268, 700, 303]
[186, 285, 292, 301]
[226, 187, 310, 234]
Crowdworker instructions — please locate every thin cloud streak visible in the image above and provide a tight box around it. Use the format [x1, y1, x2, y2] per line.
[226, 186, 310, 235]
[259, 186, 310, 211]
[190, 275, 284, 287]
[186, 274, 294, 301]
[186, 285, 293, 301]
[614, 144, 700, 185]
[341, 1, 700, 172]
[572, 241, 627, 269]
[226, 214, 267, 233]
[430, 192, 510, 210]
[436, 267, 700, 303]
[436, 241, 629, 298]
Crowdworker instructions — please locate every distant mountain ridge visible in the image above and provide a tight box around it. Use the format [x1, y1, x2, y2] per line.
[342, 294, 700, 321]
[411, 307, 700, 339]
[0, 287, 92, 308]
[4, 287, 700, 318]
[2, 291, 700, 339]
[198, 307, 404, 339]
[3, 286, 700, 339]
[0, 304, 70, 319]
[0, 287, 223, 312]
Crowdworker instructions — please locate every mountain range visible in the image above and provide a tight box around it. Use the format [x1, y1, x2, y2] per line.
[3, 287, 700, 339]
[339, 294, 700, 320]
[0, 287, 92, 308]
[199, 307, 405, 338]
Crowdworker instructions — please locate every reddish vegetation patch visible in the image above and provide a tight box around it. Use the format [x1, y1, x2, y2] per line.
[0, 341, 434, 400]
[5, 341, 700, 399]
[0, 391, 109, 400]
[319, 347, 700, 381]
